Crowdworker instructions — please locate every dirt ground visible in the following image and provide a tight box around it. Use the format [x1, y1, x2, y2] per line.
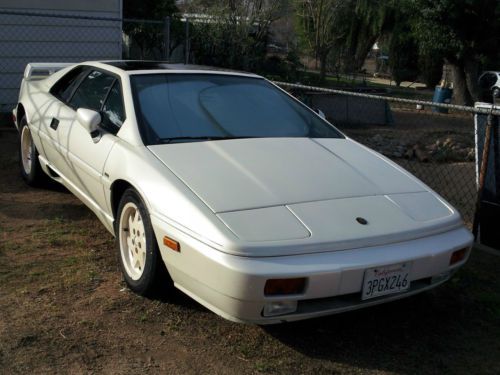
[1, 130, 500, 375]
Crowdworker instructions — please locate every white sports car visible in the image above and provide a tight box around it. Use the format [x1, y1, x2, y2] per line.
[13, 61, 473, 324]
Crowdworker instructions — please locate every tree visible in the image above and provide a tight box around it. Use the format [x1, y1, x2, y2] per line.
[123, 0, 177, 20]
[418, 53, 445, 89]
[187, 0, 285, 70]
[406, 0, 500, 105]
[386, 23, 420, 86]
[122, 0, 180, 59]
[295, 0, 353, 80]
[344, 0, 395, 72]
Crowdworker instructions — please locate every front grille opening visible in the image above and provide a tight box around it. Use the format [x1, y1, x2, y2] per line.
[296, 277, 433, 315]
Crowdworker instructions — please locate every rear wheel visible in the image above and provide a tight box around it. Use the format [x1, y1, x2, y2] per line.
[19, 116, 46, 186]
[115, 188, 166, 295]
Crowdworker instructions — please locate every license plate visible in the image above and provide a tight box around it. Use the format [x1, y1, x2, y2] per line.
[362, 262, 411, 300]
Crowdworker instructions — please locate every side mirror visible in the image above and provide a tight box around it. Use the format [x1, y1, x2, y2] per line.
[77, 108, 101, 139]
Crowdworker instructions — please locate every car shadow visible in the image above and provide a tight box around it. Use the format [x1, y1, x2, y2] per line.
[146, 270, 209, 314]
[0, 199, 92, 221]
[261, 289, 474, 374]
[149, 288, 210, 315]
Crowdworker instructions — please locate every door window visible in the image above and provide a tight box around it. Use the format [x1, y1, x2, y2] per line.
[101, 81, 125, 131]
[50, 67, 88, 103]
[69, 70, 115, 111]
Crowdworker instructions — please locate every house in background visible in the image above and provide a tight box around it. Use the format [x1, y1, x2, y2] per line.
[0, 0, 123, 114]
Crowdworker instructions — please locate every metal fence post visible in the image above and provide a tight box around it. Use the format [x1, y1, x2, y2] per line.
[163, 16, 170, 61]
[472, 114, 493, 238]
[185, 17, 189, 64]
[472, 111, 498, 240]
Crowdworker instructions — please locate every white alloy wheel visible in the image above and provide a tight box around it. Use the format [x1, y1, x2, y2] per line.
[115, 188, 167, 295]
[20, 125, 33, 175]
[119, 202, 147, 280]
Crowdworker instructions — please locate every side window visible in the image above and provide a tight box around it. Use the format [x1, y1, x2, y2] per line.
[50, 67, 88, 103]
[101, 81, 125, 131]
[69, 70, 115, 111]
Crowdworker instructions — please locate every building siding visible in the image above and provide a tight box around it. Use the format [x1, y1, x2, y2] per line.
[0, 0, 122, 112]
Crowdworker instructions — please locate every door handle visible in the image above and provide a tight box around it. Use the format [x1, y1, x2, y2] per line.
[50, 118, 59, 130]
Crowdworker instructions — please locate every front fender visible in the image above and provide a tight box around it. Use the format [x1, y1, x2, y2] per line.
[103, 140, 237, 247]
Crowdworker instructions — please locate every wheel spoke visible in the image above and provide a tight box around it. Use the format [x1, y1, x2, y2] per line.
[131, 249, 139, 270]
[128, 215, 134, 235]
[127, 236, 134, 256]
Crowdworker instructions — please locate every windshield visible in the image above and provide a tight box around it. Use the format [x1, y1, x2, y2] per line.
[130, 74, 343, 145]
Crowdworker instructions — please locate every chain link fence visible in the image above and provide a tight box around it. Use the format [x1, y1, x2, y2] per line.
[0, 10, 196, 112]
[0, 9, 122, 112]
[122, 16, 190, 63]
[276, 82, 500, 228]
[1, 10, 498, 240]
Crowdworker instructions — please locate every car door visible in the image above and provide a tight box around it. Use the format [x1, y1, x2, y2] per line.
[61, 70, 125, 213]
[38, 66, 89, 174]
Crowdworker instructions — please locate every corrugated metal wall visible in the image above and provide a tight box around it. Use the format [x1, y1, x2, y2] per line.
[0, 0, 122, 112]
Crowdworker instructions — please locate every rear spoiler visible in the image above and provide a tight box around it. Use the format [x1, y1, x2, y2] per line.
[23, 62, 73, 81]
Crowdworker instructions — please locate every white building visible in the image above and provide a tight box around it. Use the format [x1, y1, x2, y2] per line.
[0, 0, 123, 112]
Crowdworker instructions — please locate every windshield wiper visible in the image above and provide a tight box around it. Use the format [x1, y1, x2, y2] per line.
[158, 136, 256, 144]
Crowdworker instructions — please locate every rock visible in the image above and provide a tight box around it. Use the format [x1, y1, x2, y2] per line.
[414, 146, 430, 162]
[443, 137, 454, 148]
[404, 148, 414, 159]
[466, 148, 476, 161]
[372, 134, 383, 144]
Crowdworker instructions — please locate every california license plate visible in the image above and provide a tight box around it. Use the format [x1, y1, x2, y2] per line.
[362, 262, 411, 300]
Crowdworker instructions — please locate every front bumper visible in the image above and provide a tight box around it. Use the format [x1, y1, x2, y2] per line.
[151, 214, 473, 324]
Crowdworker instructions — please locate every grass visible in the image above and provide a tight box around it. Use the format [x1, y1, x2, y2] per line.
[1, 131, 499, 374]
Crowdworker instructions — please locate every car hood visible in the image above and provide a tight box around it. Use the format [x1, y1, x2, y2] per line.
[148, 138, 463, 256]
[148, 137, 427, 213]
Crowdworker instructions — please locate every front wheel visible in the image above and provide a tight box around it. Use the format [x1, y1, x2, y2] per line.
[19, 116, 46, 186]
[115, 188, 166, 295]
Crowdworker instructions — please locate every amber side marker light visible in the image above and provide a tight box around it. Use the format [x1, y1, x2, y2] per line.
[163, 236, 180, 252]
[450, 248, 468, 265]
[264, 278, 306, 296]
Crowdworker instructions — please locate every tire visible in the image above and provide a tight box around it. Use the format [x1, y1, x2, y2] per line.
[115, 188, 166, 295]
[18, 116, 46, 186]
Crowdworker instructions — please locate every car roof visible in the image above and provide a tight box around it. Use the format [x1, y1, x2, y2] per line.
[41, 60, 263, 92]
[98, 60, 261, 78]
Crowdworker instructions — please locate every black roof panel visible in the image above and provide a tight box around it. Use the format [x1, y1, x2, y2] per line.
[103, 61, 174, 70]
[102, 60, 247, 74]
